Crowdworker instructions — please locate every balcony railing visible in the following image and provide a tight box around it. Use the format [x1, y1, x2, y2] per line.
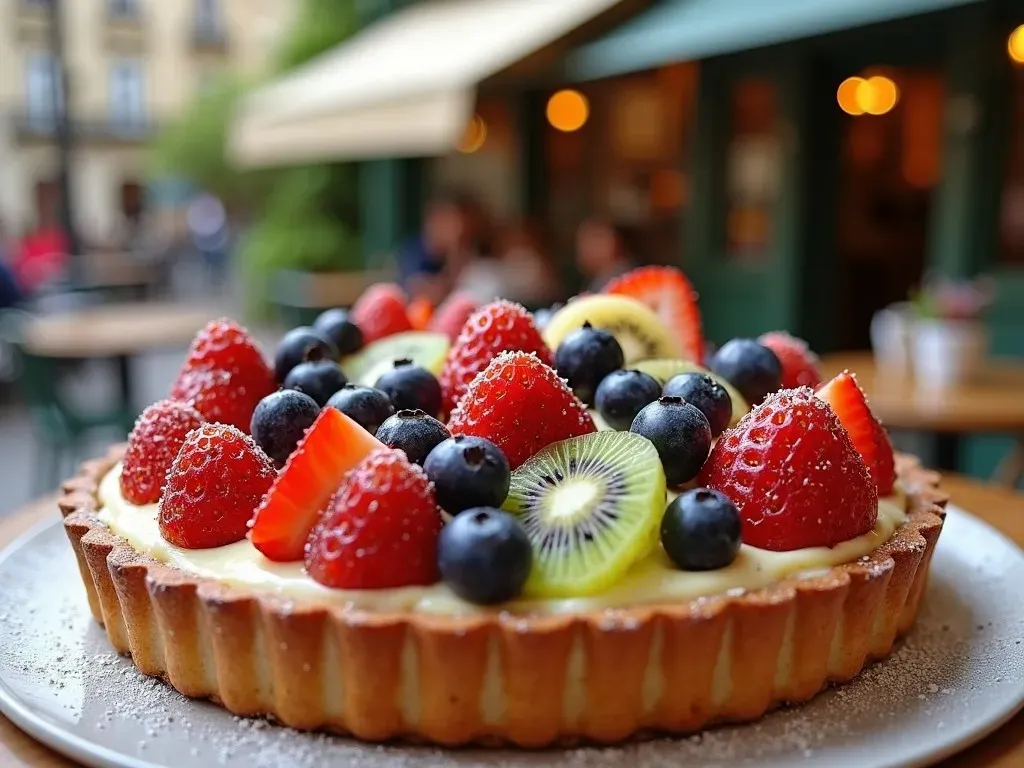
[12, 112, 157, 143]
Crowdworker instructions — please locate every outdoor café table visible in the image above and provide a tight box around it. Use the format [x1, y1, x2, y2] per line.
[821, 352, 1024, 486]
[22, 303, 216, 413]
[0, 475, 1022, 767]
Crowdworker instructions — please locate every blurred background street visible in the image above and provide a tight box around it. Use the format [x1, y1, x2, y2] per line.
[1, 0, 1023, 516]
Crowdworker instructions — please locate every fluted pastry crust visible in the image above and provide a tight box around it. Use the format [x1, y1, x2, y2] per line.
[60, 445, 946, 746]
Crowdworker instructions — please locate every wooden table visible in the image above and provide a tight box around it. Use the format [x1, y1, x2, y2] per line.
[822, 352, 1024, 485]
[22, 303, 216, 411]
[1, 477, 1022, 767]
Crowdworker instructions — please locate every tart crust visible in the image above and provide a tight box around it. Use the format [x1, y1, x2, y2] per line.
[60, 445, 947, 747]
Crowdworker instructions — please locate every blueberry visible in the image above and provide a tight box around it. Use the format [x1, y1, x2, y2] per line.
[250, 389, 321, 467]
[375, 409, 450, 465]
[274, 326, 338, 383]
[374, 359, 442, 416]
[283, 359, 348, 406]
[424, 436, 511, 515]
[594, 369, 662, 431]
[554, 322, 625, 405]
[661, 488, 742, 571]
[663, 372, 733, 438]
[438, 507, 532, 604]
[313, 308, 364, 357]
[708, 339, 781, 406]
[327, 384, 394, 434]
[630, 396, 712, 487]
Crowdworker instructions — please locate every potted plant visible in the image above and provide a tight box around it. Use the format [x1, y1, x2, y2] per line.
[909, 276, 993, 390]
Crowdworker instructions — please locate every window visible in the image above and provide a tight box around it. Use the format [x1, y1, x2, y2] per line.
[195, 0, 221, 34]
[25, 51, 60, 130]
[108, 0, 139, 18]
[724, 79, 781, 260]
[109, 59, 145, 128]
[1000, 65, 1024, 265]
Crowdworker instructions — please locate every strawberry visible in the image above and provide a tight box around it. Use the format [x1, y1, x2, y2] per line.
[448, 351, 596, 469]
[428, 292, 479, 342]
[170, 319, 275, 432]
[815, 372, 896, 496]
[758, 331, 823, 389]
[698, 387, 877, 551]
[250, 406, 386, 561]
[158, 423, 276, 549]
[350, 283, 413, 343]
[120, 399, 205, 505]
[407, 297, 435, 330]
[439, 300, 552, 415]
[305, 450, 442, 589]
[605, 266, 704, 364]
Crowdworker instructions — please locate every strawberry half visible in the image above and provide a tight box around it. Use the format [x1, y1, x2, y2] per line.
[815, 372, 896, 496]
[447, 351, 596, 469]
[699, 387, 877, 551]
[758, 331, 823, 389]
[249, 406, 386, 561]
[605, 266, 704, 364]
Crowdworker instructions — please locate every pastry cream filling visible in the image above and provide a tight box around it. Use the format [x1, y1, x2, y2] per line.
[97, 464, 906, 616]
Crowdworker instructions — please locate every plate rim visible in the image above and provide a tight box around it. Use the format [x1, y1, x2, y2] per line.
[0, 506, 1022, 768]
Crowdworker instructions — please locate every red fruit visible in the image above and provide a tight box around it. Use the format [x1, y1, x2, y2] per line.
[350, 283, 413, 343]
[758, 331, 823, 389]
[250, 406, 386, 561]
[170, 319, 275, 432]
[158, 423, 276, 549]
[428, 292, 479, 342]
[815, 372, 896, 496]
[407, 297, 435, 330]
[181, 318, 269, 376]
[305, 450, 442, 589]
[121, 399, 205, 505]
[605, 266, 704, 364]
[169, 366, 273, 433]
[439, 300, 552, 415]
[448, 351, 596, 469]
[698, 387, 877, 552]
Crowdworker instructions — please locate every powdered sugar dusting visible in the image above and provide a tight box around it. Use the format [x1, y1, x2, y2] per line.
[1, 508, 1022, 767]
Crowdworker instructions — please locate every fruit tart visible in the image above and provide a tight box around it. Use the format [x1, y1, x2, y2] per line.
[60, 273, 946, 747]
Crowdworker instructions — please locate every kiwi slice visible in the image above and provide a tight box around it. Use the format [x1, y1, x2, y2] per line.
[543, 295, 681, 365]
[502, 431, 666, 597]
[340, 331, 449, 387]
[634, 358, 750, 426]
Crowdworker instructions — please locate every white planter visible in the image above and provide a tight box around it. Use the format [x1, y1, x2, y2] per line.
[911, 319, 988, 391]
[870, 303, 913, 378]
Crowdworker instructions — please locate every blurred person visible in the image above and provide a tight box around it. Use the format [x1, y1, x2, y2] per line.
[0, 225, 24, 309]
[187, 192, 231, 290]
[14, 220, 68, 295]
[397, 191, 479, 304]
[575, 217, 636, 293]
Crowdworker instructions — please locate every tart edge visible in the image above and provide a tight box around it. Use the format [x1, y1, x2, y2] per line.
[59, 445, 947, 747]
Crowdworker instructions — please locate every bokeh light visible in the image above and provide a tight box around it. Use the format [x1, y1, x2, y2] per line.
[837, 75, 899, 116]
[546, 89, 589, 132]
[1009, 25, 1024, 64]
[837, 77, 865, 115]
[456, 114, 487, 153]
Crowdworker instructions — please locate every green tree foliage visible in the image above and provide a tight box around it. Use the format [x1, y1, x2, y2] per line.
[150, 0, 366, 317]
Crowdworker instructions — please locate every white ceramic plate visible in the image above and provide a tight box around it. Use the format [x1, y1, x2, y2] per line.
[0, 505, 1022, 768]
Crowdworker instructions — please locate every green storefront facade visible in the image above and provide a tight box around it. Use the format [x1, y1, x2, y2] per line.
[353, 0, 1024, 477]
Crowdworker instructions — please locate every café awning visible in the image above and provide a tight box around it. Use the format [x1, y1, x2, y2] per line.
[231, 0, 623, 167]
[567, 0, 980, 81]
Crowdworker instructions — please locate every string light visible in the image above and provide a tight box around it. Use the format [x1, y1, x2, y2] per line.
[456, 114, 487, 153]
[836, 74, 899, 117]
[1009, 24, 1024, 64]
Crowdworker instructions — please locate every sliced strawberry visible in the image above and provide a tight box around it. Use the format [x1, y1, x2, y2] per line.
[815, 372, 896, 496]
[249, 406, 386, 561]
[605, 266, 704, 363]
